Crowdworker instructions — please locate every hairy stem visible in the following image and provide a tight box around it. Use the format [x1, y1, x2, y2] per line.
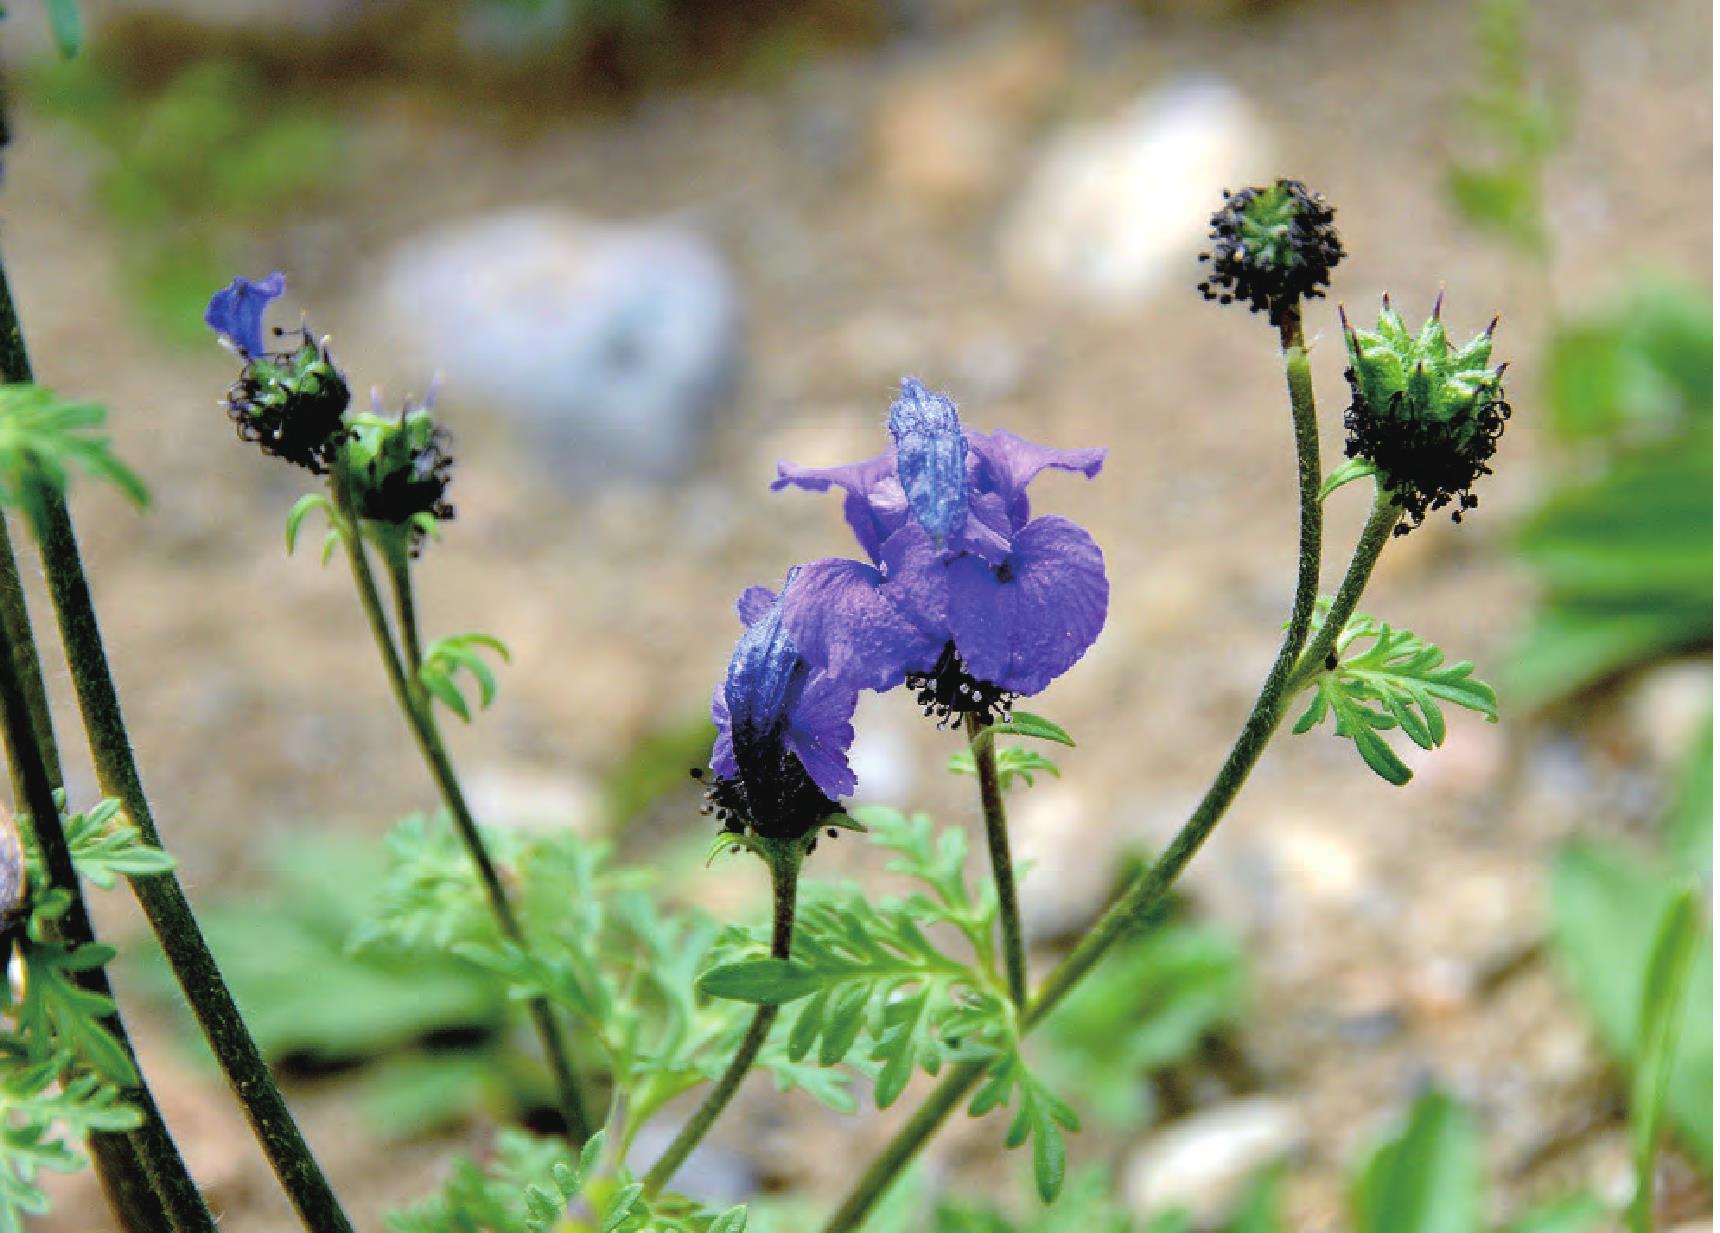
[0, 531, 207, 1232]
[964, 714, 1027, 1009]
[0, 253, 351, 1232]
[335, 502, 594, 1141]
[30, 498, 357, 1233]
[0, 264, 217, 1231]
[818, 307, 1334, 1233]
[1287, 486, 1399, 691]
[642, 842, 802, 1197]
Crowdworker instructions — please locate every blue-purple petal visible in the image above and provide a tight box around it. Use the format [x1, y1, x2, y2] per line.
[736, 585, 776, 626]
[785, 671, 858, 798]
[888, 377, 968, 546]
[946, 515, 1108, 695]
[965, 428, 1106, 529]
[710, 683, 739, 780]
[780, 555, 943, 692]
[205, 271, 286, 357]
[773, 452, 905, 565]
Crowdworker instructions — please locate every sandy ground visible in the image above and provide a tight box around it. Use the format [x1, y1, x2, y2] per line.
[0, 0, 1710, 1227]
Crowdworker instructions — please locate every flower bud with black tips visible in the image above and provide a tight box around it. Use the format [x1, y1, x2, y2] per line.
[1342, 293, 1511, 534]
[1197, 180, 1345, 329]
[341, 387, 455, 551]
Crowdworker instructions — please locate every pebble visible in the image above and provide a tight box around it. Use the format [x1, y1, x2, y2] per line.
[376, 209, 742, 485]
[1000, 76, 1271, 308]
[463, 766, 602, 835]
[1124, 1097, 1306, 1224]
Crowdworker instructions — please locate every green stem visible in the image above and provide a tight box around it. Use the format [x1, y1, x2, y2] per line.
[818, 307, 1335, 1233]
[335, 497, 594, 1141]
[0, 260, 215, 1231]
[642, 841, 802, 1197]
[1287, 486, 1399, 692]
[0, 255, 352, 1232]
[0, 516, 210, 1233]
[30, 495, 356, 1233]
[963, 714, 1026, 1010]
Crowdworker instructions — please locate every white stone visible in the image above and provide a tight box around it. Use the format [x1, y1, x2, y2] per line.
[1125, 1097, 1305, 1224]
[377, 209, 741, 483]
[1000, 76, 1271, 308]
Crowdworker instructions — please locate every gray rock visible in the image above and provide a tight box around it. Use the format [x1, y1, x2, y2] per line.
[1125, 1097, 1305, 1224]
[378, 209, 742, 484]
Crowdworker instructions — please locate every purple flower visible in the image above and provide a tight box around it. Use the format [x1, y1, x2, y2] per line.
[773, 377, 1108, 719]
[701, 570, 859, 841]
[204, 272, 286, 358]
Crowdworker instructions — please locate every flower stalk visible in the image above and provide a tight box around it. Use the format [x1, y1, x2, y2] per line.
[964, 714, 1027, 1010]
[331, 484, 595, 1142]
[0, 257, 355, 1233]
[642, 837, 804, 1197]
[818, 301, 1337, 1233]
[0, 514, 209, 1233]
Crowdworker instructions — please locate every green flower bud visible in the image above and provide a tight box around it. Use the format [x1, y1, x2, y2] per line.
[341, 388, 455, 551]
[1342, 293, 1510, 534]
[224, 332, 351, 474]
[1197, 179, 1345, 329]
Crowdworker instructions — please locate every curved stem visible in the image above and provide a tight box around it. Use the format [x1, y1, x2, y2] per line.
[818, 308, 1334, 1233]
[1287, 486, 1399, 692]
[335, 494, 594, 1141]
[963, 714, 1027, 1010]
[642, 842, 802, 1197]
[0, 264, 218, 1231]
[0, 520, 211, 1232]
[30, 493, 355, 1233]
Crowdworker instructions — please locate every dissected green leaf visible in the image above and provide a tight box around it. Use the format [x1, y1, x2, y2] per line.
[697, 959, 821, 1006]
[0, 386, 148, 529]
[967, 1050, 1080, 1204]
[949, 746, 1062, 791]
[419, 632, 511, 724]
[1292, 605, 1496, 784]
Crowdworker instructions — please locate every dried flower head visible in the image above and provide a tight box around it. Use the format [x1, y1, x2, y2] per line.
[1197, 180, 1345, 329]
[205, 273, 350, 473]
[343, 387, 455, 548]
[1342, 293, 1510, 534]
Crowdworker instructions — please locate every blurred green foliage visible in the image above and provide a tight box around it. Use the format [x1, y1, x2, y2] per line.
[1509, 278, 1712, 708]
[23, 56, 340, 344]
[1444, 0, 1566, 256]
[1550, 835, 1712, 1161]
[125, 834, 533, 1139]
[1039, 919, 1248, 1133]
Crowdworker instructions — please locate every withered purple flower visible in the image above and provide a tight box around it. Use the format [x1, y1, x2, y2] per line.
[700, 570, 859, 841]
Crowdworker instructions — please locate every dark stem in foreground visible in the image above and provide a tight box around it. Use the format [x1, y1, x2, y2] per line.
[642, 840, 802, 1197]
[29, 497, 357, 1233]
[0, 514, 211, 1233]
[964, 713, 1027, 1010]
[336, 506, 594, 1141]
[818, 308, 1335, 1233]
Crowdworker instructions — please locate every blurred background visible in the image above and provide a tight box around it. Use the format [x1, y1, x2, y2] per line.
[0, 0, 1710, 1228]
